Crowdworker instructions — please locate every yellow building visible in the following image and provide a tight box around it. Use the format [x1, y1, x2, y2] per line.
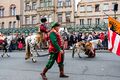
[0, 0, 23, 29]
[76, 0, 120, 25]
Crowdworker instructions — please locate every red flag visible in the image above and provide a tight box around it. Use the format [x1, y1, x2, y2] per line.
[108, 29, 120, 56]
[108, 17, 120, 56]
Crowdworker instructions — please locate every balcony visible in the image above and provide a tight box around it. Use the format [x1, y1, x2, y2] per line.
[37, 7, 55, 12]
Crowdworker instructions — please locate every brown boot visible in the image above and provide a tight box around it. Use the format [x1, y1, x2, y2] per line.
[59, 67, 69, 78]
[40, 67, 48, 80]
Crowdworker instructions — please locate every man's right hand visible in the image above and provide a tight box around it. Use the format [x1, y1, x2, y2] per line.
[59, 50, 64, 54]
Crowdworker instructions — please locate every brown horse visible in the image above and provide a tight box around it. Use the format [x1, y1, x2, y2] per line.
[72, 39, 100, 58]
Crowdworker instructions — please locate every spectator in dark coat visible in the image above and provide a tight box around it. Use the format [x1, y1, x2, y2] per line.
[77, 33, 82, 42]
[69, 33, 77, 48]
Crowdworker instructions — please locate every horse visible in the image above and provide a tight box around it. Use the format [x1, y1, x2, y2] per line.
[25, 32, 44, 63]
[6, 35, 17, 48]
[72, 39, 102, 58]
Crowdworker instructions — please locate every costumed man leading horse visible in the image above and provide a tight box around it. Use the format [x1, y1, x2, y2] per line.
[40, 22, 69, 80]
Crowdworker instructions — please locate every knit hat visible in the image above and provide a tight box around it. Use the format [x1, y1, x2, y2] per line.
[50, 22, 60, 28]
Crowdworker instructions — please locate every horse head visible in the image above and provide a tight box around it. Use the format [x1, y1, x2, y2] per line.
[36, 32, 43, 43]
[85, 42, 92, 50]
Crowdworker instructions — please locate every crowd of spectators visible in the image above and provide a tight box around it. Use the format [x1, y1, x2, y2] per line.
[0, 31, 108, 51]
[61, 31, 108, 50]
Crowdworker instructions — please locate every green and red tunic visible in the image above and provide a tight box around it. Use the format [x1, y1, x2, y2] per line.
[48, 29, 63, 53]
[45, 29, 64, 69]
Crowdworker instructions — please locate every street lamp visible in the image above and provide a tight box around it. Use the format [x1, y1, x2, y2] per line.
[16, 15, 20, 28]
[113, 3, 118, 19]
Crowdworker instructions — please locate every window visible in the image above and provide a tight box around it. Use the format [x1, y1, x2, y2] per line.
[80, 19, 84, 25]
[0, 9, 1, 17]
[58, 13, 62, 22]
[66, 12, 71, 22]
[13, 21, 16, 28]
[95, 18, 100, 25]
[66, 0, 71, 7]
[0, 6, 4, 17]
[10, 5, 16, 16]
[25, 3, 30, 10]
[10, 7, 12, 15]
[87, 5, 92, 12]
[1, 22, 4, 29]
[49, 0, 54, 7]
[25, 16, 30, 24]
[40, 2, 44, 7]
[85, 0, 93, 2]
[32, 2, 37, 10]
[45, 1, 49, 7]
[13, 7, 16, 15]
[32, 15, 37, 24]
[9, 22, 12, 28]
[80, 5, 85, 12]
[87, 18, 92, 25]
[1, 8, 4, 16]
[48, 14, 52, 22]
[40, 0, 53, 8]
[40, 0, 44, 1]
[95, 4, 100, 12]
[112, 3, 118, 11]
[58, 0, 63, 7]
[103, 3, 109, 11]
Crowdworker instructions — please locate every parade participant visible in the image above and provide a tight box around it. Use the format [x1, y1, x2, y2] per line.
[40, 22, 69, 80]
[38, 17, 49, 48]
[0, 33, 7, 53]
[39, 17, 49, 33]
[0, 33, 6, 44]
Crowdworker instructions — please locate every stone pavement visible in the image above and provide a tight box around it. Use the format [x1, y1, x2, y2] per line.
[0, 50, 120, 80]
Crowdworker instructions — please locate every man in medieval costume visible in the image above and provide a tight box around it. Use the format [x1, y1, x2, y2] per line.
[40, 22, 69, 80]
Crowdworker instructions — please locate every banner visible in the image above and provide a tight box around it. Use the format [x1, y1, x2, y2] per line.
[108, 17, 120, 56]
[108, 17, 120, 34]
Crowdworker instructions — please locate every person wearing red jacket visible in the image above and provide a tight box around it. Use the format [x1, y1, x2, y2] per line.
[39, 17, 49, 33]
[0, 33, 5, 44]
[40, 22, 69, 80]
[99, 32, 104, 41]
[38, 17, 49, 48]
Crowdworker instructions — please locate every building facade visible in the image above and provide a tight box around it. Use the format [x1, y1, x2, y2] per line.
[56, 0, 75, 25]
[2, 0, 120, 30]
[22, 0, 75, 27]
[0, 0, 23, 29]
[76, 0, 120, 25]
[0, 0, 75, 29]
